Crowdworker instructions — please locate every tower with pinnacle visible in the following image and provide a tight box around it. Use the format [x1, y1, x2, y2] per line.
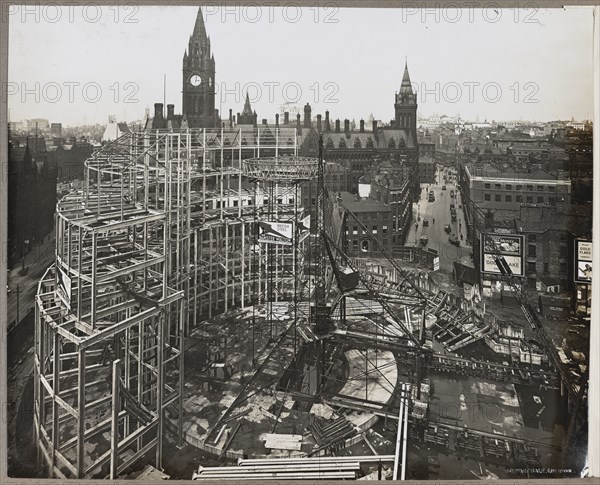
[394, 61, 418, 145]
[182, 7, 217, 128]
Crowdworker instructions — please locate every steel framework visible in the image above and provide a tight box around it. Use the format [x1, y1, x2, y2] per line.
[34, 127, 300, 478]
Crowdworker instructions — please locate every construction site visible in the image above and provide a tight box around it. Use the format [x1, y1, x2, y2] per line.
[32, 127, 588, 480]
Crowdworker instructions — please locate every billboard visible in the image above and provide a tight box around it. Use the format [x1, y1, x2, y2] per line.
[298, 215, 311, 243]
[258, 221, 293, 245]
[56, 265, 72, 310]
[480, 233, 524, 276]
[575, 239, 592, 284]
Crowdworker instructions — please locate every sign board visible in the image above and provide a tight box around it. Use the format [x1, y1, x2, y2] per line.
[480, 233, 524, 276]
[298, 215, 311, 243]
[258, 221, 293, 246]
[575, 239, 592, 283]
[56, 265, 72, 310]
[433, 256, 440, 272]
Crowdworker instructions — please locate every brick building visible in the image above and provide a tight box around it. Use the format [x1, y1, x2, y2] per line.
[338, 191, 394, 255]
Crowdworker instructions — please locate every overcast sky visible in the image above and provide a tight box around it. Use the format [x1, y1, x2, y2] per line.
[7, 5, 595, 126]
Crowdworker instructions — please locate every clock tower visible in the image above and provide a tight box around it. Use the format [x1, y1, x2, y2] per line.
[394, 61, 418, 146]
[182, 8, 217, 128]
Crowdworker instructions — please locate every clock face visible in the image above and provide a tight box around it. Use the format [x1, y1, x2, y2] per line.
[189, 74, 202, 87]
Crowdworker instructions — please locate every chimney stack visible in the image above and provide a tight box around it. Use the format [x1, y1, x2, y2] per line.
[229, 109, 233, 127]
[360, 119, 365, 133]
[275, 113, 280, 127]
[344, 119, 350, 137]
[262, 118, 267, 125]
[167, 104, 175, 119]
[325, 111, 330, 132]
[317, 114, 322, 133]
[296, 114, 302, 134]
[253, 112, 257, 128]
[373, 120, 378, 140]
[335, 119, 340, 133]
[284, 111, 289, 124]
[154, 103, 163, 119]
[304, 103, 312, 128]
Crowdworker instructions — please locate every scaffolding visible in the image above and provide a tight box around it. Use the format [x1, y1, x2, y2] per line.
[34, 127, 300, 478]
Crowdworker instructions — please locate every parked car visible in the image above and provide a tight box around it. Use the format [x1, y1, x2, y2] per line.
[444, 224, 451, 233]
[441, 185, 447, 190]
[420, 235, 429, 246]
[423, 219, 429, 227]
[449, 234, 460, 246]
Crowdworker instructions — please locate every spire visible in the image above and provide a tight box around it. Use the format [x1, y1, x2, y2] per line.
[241, 93, 253, 117]
[192, 7, 207, 39]
[400, 61, 412, 94]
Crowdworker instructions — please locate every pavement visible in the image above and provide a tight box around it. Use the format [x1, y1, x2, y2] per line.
[6, 229, 55, 333]
[406, 167, 472, 272]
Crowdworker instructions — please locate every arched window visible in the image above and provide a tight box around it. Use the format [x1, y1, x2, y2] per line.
[388, 138, 396, 149]
[326, 138, 334, 149]
[339, 138, 346, 148]
[354, 137, 362, 148]
[366, 138, 374, 148]
[399, 138, 406, 148]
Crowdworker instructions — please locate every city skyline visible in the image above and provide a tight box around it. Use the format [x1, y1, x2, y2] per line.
[8, 6, 595, 126]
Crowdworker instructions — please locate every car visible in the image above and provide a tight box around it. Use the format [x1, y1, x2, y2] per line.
[451, 213, 457, 221]
[450, 190, 454, 197]
[448, 234, 460, 246]
[423, 219, 429, 227]
[420, 235, 429, 246]
[444, 224, 451, 233]
[441, 185, 446, 190]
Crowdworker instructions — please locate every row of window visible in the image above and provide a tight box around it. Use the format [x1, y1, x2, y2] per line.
[483, 194, 562, 204]
[528, 261, 567, 274]
[483, 182, 558, 192]
[527, 244, 568, 258]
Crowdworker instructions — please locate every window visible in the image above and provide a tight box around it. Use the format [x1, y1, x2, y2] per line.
[495, 183, 502, 190]
[548, 186, 555, 192]
[560, 233, 567, 242]
[537, 196, 544, 203]
[516, 195, 523, 202]
[353, 226, 358, 235]
[527, 185, 534, 191]
[527, 196, 533, 203]
[560, 262, 567, 274]
[372, 225, 378, 234]
[289, 197, 294, 205]
[548, 197, 555, 204]
[516, 185, 523, 190]
[544, 262, 549, 273]
[528, 244, 537, 258]
[233, 200, 238, 207]
[484, 183, 491, 189]
[264, 196, 269, 205]
[560, 245, 568, 258]
[537, 185, 544, 191]
[528, 262, 537, 273]
[529, 235, 537, 243]
[506, 184, 512, 190]
[505, 195, 512, 202]
[495, 194, 501, 202]
[277, 198, 283, 205]
[383, 225, 388, 234]
[484, 194, 491, 201]
[311, 198, 316, 206]
[352, 240, 358, 251]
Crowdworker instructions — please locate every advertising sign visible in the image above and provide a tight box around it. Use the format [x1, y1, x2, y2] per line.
[258, 221, 293, 246]
[575, 239, 592, 283]
[298, 215, 311, 243]
[56, 265, 72, 310]
[480, 233, 524, 276]
[433, 256, 440, 272]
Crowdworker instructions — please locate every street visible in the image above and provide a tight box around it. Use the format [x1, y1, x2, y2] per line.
[407, 166, 472, 272]
[6, 229, 55, 332]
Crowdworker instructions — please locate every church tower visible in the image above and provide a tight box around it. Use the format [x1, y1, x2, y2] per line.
[394, 61, 418, 145]
[182, 8, 217, 128]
